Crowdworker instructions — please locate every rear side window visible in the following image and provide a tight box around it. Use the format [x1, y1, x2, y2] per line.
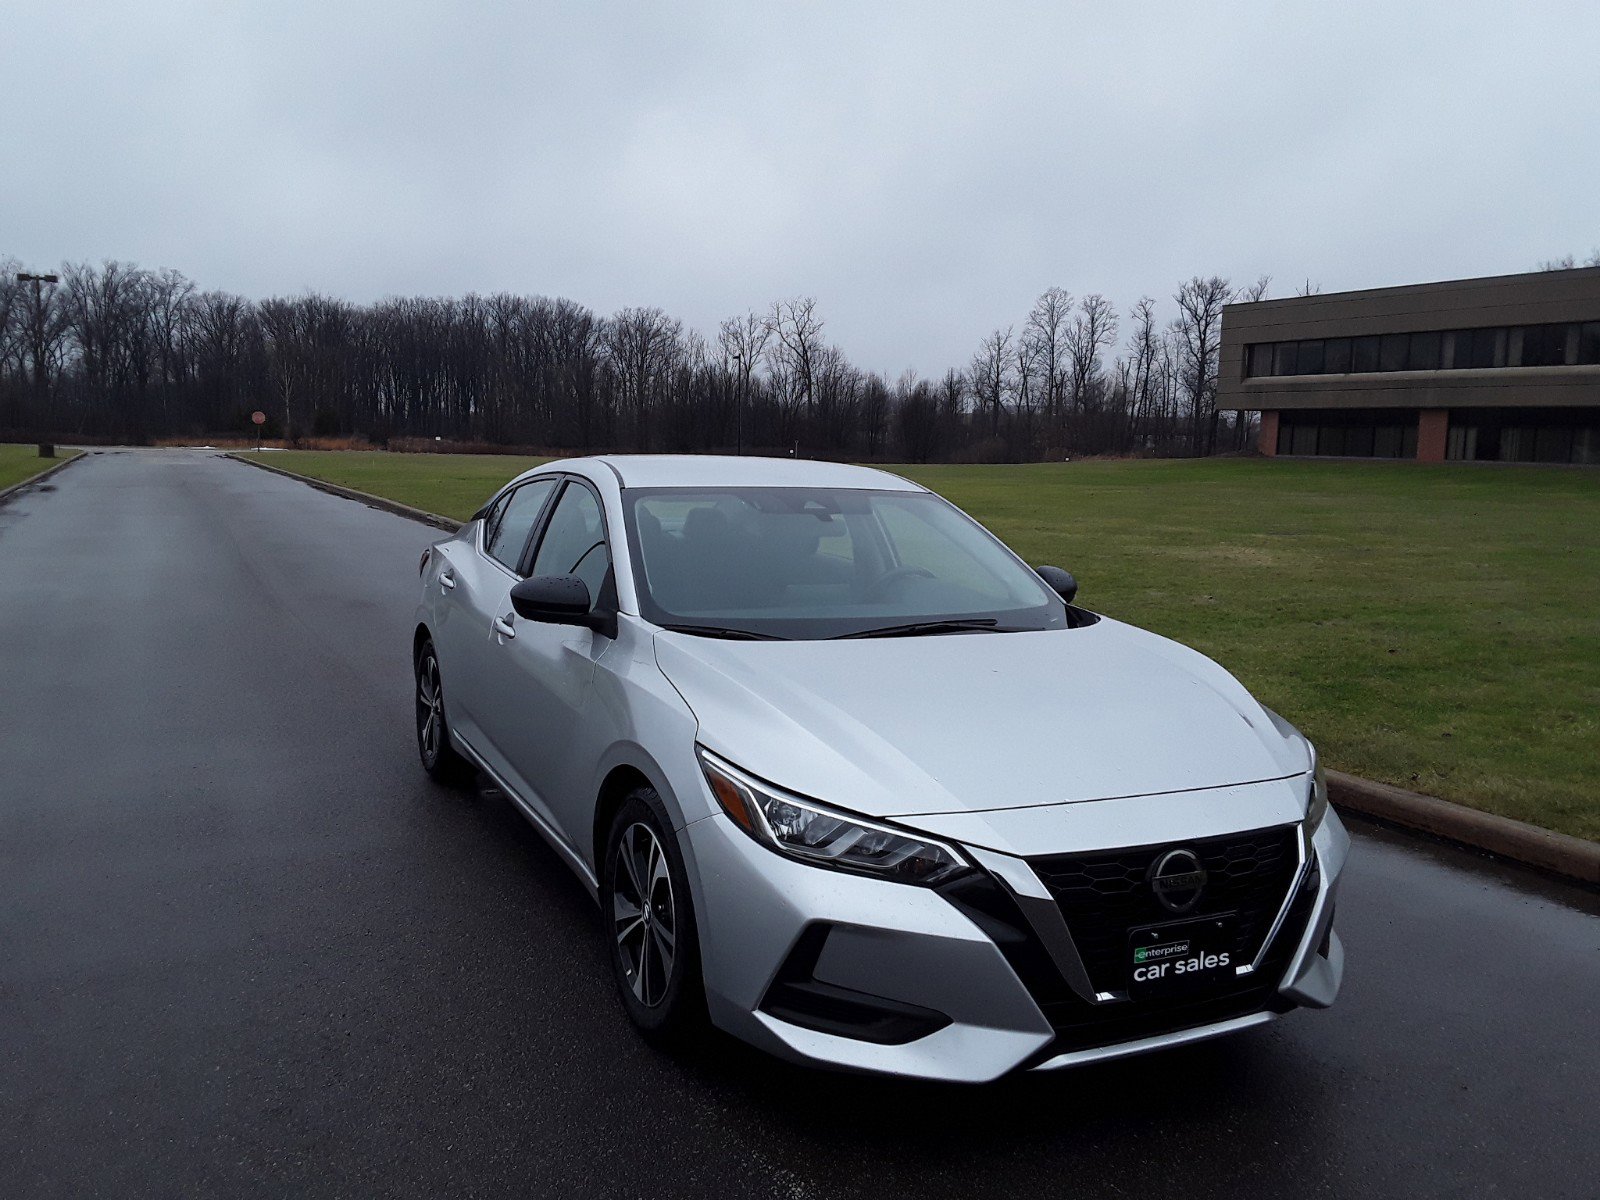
[485, 479, 557, 572]
[531, 482, 611, 601]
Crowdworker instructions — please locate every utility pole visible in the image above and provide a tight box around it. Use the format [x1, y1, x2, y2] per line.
[17, 272, 59, 434]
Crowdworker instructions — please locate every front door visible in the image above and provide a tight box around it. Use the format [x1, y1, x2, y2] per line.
[438, 477, 557, 749]
[475, 479, 614, 849]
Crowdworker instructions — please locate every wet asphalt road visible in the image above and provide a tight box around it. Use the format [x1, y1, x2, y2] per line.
[1, 448, 1597, 1199]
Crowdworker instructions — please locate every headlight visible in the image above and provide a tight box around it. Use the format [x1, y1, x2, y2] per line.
[1306, 749, 1329, 834]
[697, 747, 971, 886]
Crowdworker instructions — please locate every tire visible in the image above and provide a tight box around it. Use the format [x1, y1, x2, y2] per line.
[602, 790, 706, 1040]
[415, 637, 470, 785]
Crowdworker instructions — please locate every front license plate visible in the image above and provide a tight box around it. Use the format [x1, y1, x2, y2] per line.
[1128, 914, 1237, 999]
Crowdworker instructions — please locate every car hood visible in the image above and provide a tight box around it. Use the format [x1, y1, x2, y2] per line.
[652, 618, 1310, 819]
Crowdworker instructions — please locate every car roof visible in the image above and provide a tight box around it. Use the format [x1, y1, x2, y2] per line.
[582, 454, 925, 492]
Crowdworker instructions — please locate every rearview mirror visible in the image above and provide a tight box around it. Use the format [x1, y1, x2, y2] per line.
[1035, 565, 1078, 605]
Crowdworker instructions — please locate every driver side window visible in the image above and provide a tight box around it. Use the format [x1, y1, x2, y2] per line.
[485, 479, 557, 572]
[531, 482, 612, 601]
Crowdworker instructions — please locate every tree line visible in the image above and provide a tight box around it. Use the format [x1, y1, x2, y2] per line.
[0, 255, 1268, 461]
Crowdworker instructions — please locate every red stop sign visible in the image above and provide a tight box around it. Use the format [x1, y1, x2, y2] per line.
[251, 411, 266, 426]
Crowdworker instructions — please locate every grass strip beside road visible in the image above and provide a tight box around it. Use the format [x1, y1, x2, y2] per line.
[233, 449, 549, 523]
[0, 444, 82, 493]
[245, 450, 1600, 842]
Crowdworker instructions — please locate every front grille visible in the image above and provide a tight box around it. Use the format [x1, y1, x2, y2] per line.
[1029, 825, 1301, 997]
[1036, 851, 1320, 1054]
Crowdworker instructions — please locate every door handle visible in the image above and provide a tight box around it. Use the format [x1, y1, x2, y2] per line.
[439, 569, 457, 592]
[492, 615, 516, 640]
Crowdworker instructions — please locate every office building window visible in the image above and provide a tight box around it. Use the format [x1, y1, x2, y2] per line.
[1352, 335, 1381, 373]
[1276, 409, 1419, 458]
[1378, 333, 1409, 372]
[1468, 327, 1504, 368]
[1408, 330, 1442, 371]
[1324, 337, 1352, 373]
[1244, 320, 1594, 377]
[1581, 322, 1600, 365]
[1445, 407, 1600, 465]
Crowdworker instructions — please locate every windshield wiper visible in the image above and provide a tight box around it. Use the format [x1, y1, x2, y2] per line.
[658, 623, 787, 641]
[831, 618, 1012, 640]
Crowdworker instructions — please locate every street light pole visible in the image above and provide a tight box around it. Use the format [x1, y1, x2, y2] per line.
[17, 272, 59, 434]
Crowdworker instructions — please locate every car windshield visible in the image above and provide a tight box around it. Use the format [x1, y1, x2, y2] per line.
[623, 486, 1068, 640]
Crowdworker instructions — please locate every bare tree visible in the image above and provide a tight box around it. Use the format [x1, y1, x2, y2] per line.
[764, 297, 824, 422]
[1012, 335, 1037, 419]
[1538, 250, 1600, 270]
[1065, 293, 1119, 416]
[604, 306, 682, 450]
[0, 259, 21, 383]
[1126, 297, 1162, 449]
[1023, 287, 1072, 430]
[812, 344, 862, 452]
[146, 268, 195, 428]
[1173, 275, 1232, 455]
[62, 261, 152, 437]
[717, 309, 770, 450]
[190, 290, 258, 423]
[857, 370, 890, 457]
[895, 373, 942, 463]
[969, 327, 1012, 437]
[1235, 275, 1271, 302]
[938, 367, 966, 438]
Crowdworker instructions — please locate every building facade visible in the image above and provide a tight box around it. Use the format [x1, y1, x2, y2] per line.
[1217, 267, 1600, 464]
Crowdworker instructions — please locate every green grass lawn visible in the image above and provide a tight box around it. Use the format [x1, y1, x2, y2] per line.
[0, 444, 80, 492]
[237, 449, 551, 522]
[243, 449, 1600, 841]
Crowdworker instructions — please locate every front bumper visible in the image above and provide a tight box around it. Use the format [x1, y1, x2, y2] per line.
[682, 806, 1348, 1083]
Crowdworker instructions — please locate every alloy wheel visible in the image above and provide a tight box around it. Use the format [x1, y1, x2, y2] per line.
[417, 652, 444, 765]
[612, 822, 677, 1008]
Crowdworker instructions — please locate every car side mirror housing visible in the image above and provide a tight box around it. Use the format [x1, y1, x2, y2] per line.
[509, 575, 615, 638]
[1035, 565, 1078, 605]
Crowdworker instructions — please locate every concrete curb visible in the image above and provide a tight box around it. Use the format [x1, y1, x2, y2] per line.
[0, 449, 84, 506]
[1330, 771, 1598, 888]
[222, 449, 1599, 890]
[224, 452, 463, 532]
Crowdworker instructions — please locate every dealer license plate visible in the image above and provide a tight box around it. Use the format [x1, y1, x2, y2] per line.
[1127, 913, 1238, 999]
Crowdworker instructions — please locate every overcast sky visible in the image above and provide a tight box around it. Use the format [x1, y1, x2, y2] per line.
[6, 1, 1597, 374]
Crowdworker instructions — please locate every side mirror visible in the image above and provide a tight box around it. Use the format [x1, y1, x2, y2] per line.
[1035, 565, 1078, 605]
[510, 575, 595, 625]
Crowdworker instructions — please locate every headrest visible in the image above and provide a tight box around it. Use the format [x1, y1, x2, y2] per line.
[683, 506, 730, 542]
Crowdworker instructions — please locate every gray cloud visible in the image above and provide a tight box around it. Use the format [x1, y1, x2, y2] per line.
[5, 0, 1596, 374]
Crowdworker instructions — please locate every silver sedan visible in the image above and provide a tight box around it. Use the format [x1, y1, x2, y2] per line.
[412, 455, 1346, 1082]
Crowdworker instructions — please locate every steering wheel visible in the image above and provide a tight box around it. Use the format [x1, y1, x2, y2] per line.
[865, 566, 935, 601]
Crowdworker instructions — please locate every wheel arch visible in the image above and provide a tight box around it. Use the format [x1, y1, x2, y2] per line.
[593, 764, 653, 874]
[589, 744, 703, 878]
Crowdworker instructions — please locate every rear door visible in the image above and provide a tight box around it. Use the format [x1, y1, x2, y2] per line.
[474, 478, 614, 845]
[433, 477, 557, 749]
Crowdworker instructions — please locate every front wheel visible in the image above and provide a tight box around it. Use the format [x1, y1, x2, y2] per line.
[602, 790, 705, 1040]
[415, 638, 470, 784]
